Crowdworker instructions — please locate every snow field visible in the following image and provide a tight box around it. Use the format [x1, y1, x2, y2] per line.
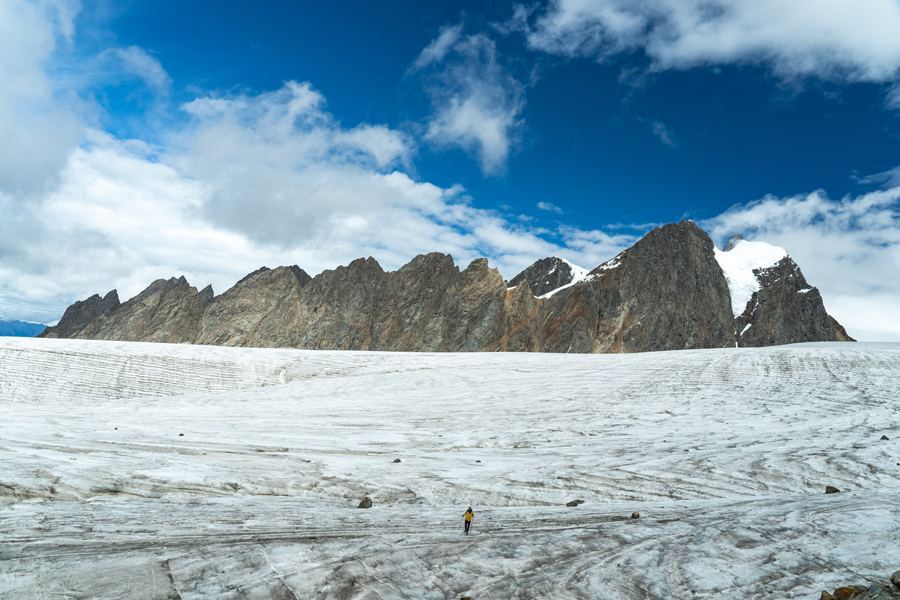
[714, 239, 789, 317]
[1, 338, 899, 599]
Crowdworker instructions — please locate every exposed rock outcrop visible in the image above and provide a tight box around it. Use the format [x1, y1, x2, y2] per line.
[40, 290, 120, 339]
[509, 257, 586, 297]
[539, 221, 735, 353]
[717, 237, 855, 347]
[38, 221, 853, 353]
[734, 256, 854, 346]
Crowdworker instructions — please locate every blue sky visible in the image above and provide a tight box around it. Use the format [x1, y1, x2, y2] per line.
[1, 0, 899, 340]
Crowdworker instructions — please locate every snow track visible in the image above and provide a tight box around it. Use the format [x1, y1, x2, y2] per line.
[1, 339, 899, 599]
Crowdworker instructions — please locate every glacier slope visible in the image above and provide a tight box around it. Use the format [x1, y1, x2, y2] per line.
[1, 338, 899, 599]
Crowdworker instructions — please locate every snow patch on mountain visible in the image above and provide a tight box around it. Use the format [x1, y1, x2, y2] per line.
[715, 239, 787, 317]
[537, 257, 590, 299]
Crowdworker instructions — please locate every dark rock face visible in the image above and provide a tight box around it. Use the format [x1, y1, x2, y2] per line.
[509, 257, 581, 297]
[734, 256, 854, 347]
[540, 221, 735, 353]
[723, 234, 744, 252]
[41, 221, 852, 353]
[74, 277, 208, 344]
[38, 290, 120, 339]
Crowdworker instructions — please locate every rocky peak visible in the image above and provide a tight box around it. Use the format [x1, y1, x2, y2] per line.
[723, 234, 745, 252]
[37, 289, 120, 339]
[553, 219, 734, 353]
[714, 235, 853, 346]
[289, 265, 311, 287]
[733, 255, 854, 346]
[126, 276, 189, 307]
[509, 257, 588, 297]
[234, 267, 270, 288]
[198, 285, 214, 305]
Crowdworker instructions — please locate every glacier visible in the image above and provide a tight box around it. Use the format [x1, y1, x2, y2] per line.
[1, 337, 899, 599]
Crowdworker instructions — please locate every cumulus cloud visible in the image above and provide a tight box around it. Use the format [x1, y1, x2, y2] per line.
[0, 69, 634, 322]
[412, 27, 527, 175]
[702, 188, 900, 341]
[0, 0, 82, 194]
[524, 0, 900, 87]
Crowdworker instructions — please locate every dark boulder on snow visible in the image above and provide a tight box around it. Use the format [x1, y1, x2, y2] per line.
[565, 499, 584, 507]
[358, 496, 373, 509]
[826, 486, 841, 494]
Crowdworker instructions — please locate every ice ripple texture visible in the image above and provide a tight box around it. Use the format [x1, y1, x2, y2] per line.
[1, 338, 899, 599]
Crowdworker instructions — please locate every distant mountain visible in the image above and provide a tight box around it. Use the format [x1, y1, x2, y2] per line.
[0, 320, 48, 337]
[39, 221, 853, 352]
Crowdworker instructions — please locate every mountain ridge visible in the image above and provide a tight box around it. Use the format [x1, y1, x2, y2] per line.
[38, 221, 853, 351]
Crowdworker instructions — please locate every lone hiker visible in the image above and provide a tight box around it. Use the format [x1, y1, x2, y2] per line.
[463, 507, 474, 535]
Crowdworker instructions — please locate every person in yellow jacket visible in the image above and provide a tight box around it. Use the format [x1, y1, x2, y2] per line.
[463, 507, 474, 535]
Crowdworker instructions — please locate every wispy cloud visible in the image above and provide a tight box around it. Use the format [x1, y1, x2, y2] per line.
[855, 165, 900, 189]
[537, 201, 563, 213]
[99, 46, 172, 94]
[637, 118, 677, 148]
[410, 24, 464, 72]
[412, 26, 528, 176]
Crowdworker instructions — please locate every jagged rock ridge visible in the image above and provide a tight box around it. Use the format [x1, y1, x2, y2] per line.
[39, 221, 853, 352]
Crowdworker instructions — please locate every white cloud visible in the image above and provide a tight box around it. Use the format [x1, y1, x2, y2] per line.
[855, 165, 900, 189]
[100, 46, 172, 93]
[525, 0, 900, 87]
[410, 24, 464, 71]
[537, 201, 563, 213]
[0, 72, 634, 323]
[0, 0, 82, 194]
[639, 119, 677, 148]
[413, 28, 527, 175]
[702, 188, 900, 341]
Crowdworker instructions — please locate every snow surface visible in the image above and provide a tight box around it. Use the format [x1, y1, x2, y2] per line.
[2, 338, 900, 599]
[715, 239, 788, 317]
